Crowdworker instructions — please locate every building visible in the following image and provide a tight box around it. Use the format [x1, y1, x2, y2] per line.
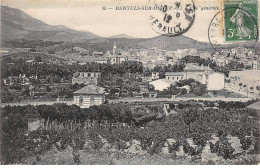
[73, 85, 105, 108]
[151, 72, 160, 80]
[92, 51, 104, 57]
[108, 55, 127, 64]
[200, 52, 211, 59]
[253, 60, 260, 70]
[184, 63, 213, 84]
[3, 77, 15, 86]
[72, 72, 101, 85]
[94, 58, 108, 64]
[165, 72, 185, 82]
[207, 73, 225, 90]
[168, 58, 179, 65]
[107, 43, 127, 64]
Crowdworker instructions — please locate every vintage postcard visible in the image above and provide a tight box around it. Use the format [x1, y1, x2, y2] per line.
[1, 0, 260, 165]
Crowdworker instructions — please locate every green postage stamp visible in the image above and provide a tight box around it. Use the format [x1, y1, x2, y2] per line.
[224, 0, 258, 42]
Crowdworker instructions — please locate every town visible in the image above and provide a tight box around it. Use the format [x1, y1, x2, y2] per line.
[2, 41, 260, 105]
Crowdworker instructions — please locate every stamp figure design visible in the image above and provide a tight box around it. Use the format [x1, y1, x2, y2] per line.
[230, 2, 252, 39]
[224, 0, 258, 41]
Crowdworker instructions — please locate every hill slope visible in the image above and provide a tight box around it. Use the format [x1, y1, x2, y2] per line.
[1, 6, 100, 42]
[137, 35, 211, 50]
[110, 34, 135, 39]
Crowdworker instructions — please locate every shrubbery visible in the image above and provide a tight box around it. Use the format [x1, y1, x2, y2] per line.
[2, 102, 260, 164]
[211, 137, 235, 160]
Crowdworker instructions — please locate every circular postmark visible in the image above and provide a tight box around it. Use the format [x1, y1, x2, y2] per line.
[148, 0, 196, 37]
[208, 7, 258, 54]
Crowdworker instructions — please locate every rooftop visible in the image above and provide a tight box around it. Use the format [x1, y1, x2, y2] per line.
[184, 63, 212, 71]
[73, 85, 105, 95]
[165, 72, 185, 76]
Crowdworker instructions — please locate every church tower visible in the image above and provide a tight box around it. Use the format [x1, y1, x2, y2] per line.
[113, 43, 118, 64]
[113, 43, 117, 56]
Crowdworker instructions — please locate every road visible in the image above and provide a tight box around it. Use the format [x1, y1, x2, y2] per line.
[108, 97, 251, 104]
[1, 100, 74, 107]
[1, 96, 252, 107]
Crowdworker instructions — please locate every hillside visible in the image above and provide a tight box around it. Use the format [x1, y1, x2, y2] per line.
[110, 34, 135, 39]
[1, 6, 100, 42]
[137, 35, 212, 50]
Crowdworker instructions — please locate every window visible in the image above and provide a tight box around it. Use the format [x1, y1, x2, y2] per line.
[177, 77, 179, 80]
[88, 73, 91, 77]
[168, 77, 170, 80]
[181, 77, 183, 80]
[172, 77, 174, 80]
[90, 96, 95, 106]
[79, 96, 83, 106]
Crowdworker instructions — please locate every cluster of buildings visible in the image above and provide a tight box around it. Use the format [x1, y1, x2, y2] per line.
[4, 42, 260, 108]
[89, 44, 259, 73]
[150, 63, 225, 91]
[76, 44, 201, 68]
[71, 45, 260, 108]
[3, 74, 31, 86]
[92, 44, 127, 65]
[210, 47, 260, 69]
[72, 72, 101, 85]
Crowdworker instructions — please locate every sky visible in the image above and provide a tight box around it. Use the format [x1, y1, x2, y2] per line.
[2, 0, 224, 42]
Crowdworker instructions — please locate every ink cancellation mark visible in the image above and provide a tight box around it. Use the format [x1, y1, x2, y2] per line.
[149, 0, 196, 37]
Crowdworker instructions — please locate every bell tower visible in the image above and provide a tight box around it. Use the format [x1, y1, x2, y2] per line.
[113, 43, 116, 56]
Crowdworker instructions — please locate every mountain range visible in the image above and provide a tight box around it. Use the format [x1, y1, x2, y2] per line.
[1, 6, 99, 42]
[1, 5, 259, 51]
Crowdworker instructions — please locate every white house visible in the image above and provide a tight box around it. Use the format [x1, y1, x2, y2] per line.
[73, 85, 105, 108]
[207, 73, 225, 90]
[165, 72, 185, 82]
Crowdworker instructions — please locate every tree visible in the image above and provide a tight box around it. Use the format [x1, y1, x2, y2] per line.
[34, 56, 42, 62]
[239, 83, 243, 90]
[250, 87, 254, 93]
[256, 85, 260, 92]
[213, 137, 235, 160]
[182, 108, 198, 133]
[193, 83, 206, 96]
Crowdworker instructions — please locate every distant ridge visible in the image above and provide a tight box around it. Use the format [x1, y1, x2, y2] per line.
[109, 34, 135, 39]
[1, 6, 100, 42]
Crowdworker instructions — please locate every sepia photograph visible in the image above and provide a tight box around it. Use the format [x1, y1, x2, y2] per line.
[0, 0, 260, 165]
